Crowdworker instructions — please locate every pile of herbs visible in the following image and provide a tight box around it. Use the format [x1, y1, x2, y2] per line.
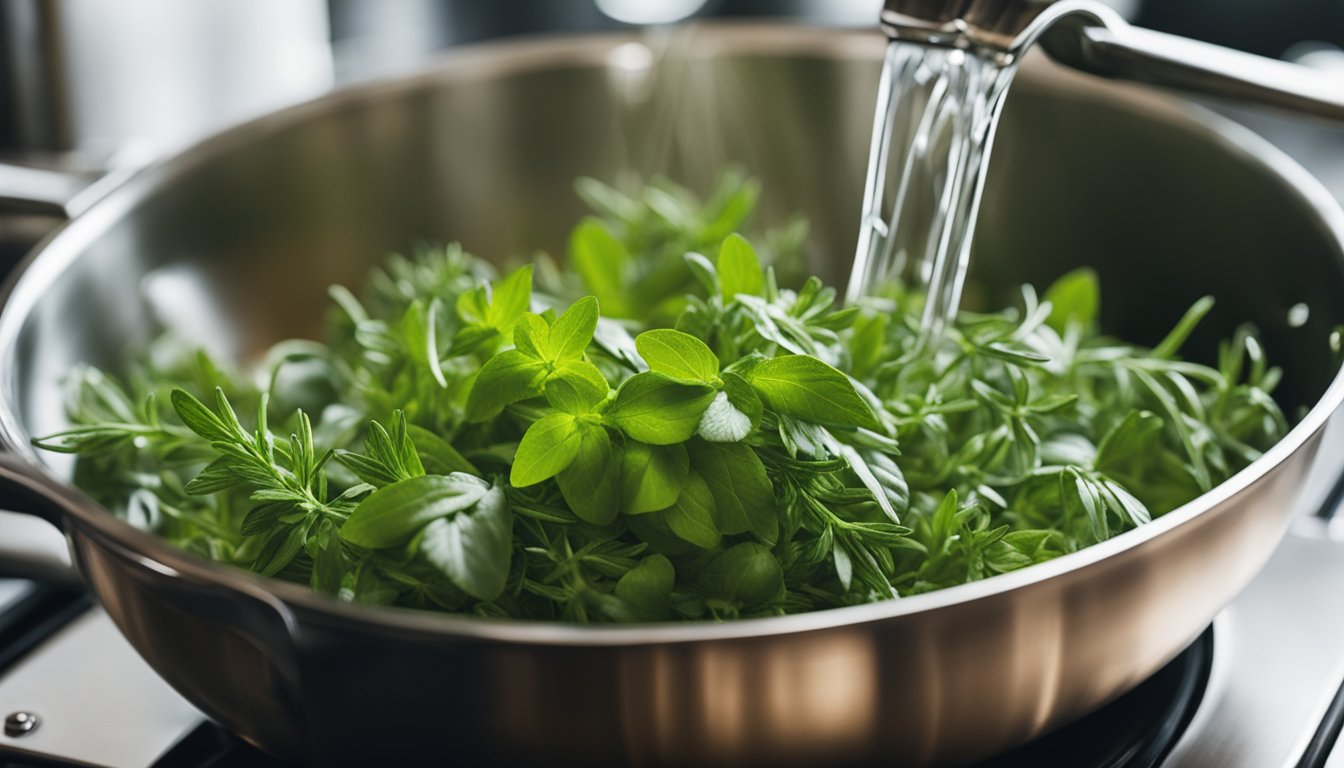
[33, 175, 1288, 623]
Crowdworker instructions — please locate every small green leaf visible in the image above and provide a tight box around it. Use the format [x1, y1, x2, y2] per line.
[170, 389, 232, 442]
[721, 372, 763, 427]
[700, 542, 783, 608]
[464, 350, 547, 422]
[1094, 410, 1164, 471]
[556, 426, 620, 525]
[252, 524, 307, 577]
[511, 413, 583, 487]
[549, 296, 599, 361]
[420, 484, 512, 600]
[546, 377, 603, 415]
[849, 313, 888, 379]
[746, 355, 879, 430]
[635, 329, 719, 384]
[340, 473, 490, 549]
[514, 313, 553, 360]
[569, 219, 630, 317]
[550, 359, 610, 405]
[487, 265, 533, 333]
[615, 554, 675, 621]
[621, 441, 689, 514]
[608, 372, 716, 445]
[661, 471, 720, 549]
[407, 425, 479, 476]
[718, 234, 764, 300]
[689, 440, 777, 543]
[1044, 268, 1100, 333]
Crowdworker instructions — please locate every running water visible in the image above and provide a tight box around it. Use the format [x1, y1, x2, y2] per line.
[847, 41, 1021, 352]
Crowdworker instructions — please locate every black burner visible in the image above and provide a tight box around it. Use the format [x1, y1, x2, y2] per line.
[979, 630, 1213, 768]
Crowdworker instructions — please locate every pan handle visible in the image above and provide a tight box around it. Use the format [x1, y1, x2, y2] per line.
[0, 454, 84, 584]
[0, 159, 148, 218]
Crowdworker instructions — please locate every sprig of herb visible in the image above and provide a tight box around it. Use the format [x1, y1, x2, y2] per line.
[33, 175, 1288, 622]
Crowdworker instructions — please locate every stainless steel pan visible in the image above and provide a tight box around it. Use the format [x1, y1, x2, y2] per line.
[1, 25, 1343, 767]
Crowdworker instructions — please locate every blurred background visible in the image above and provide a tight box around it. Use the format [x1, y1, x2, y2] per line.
[1, 0, 1342, 267]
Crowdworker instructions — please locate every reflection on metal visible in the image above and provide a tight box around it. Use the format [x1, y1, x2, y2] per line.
[3, 711, 38, 737]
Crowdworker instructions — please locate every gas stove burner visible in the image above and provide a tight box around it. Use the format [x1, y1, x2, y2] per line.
[980, 630, 1211, 768]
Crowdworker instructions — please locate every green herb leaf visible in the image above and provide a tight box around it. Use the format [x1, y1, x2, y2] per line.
[1044, 267, 1100, 332]
[340, 473, 491, 549]
[635, 329, 719, 384]
[511, 413, 583, 487]
[420, 484, 512, 600]
[746, 355, 879, 430]
[556, 426, 620, 525]
[689, 440, 777, 543]
[660, 471, 720, 549]
[718, 233, 764, 299]
[621, 441, 688, 514]
[465, 350, 547, 421]
[549, 296, 599, 361]
[607, 372, 716, 445]
[700, 542, 783, 608]
[569, 219, 630, 317]
[615, 554, 675, 621]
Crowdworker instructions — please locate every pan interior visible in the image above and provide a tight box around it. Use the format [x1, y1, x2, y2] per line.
[8, 29, 1344, 481]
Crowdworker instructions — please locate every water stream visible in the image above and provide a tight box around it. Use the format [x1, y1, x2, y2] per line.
[847, 41, 1021, 352]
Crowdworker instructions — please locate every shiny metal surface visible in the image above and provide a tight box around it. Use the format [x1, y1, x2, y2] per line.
[2, 712, 38, 737]
[880, 0, 1344, 120]
[0, 25, 1343, 766]
[0, 610, 203, 767]
[1166, 526, 1344, 767]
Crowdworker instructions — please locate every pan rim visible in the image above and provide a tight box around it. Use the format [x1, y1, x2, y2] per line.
[2, 22, 1343, 646]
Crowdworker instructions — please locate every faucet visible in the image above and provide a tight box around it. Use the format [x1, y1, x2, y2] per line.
[878, 0, 1344, 120]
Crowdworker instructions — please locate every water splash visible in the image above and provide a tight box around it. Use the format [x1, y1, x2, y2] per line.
[847, 41, 1020, 352]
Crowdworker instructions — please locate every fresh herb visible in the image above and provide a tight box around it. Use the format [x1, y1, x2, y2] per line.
[33, 176, 1287, 621]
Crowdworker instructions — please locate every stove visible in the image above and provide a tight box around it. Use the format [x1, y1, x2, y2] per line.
[2, 498, 1344, 767]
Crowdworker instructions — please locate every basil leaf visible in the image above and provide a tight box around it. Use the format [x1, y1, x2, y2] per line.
[608, 372, 716, 445]
[549, 296, 599, 361]
[569, 218, 630, 317]
[514, 313, 553, 360]
[1044, 267, 1100, 333]
[661, 471, 720, 549]
[407, 424, 479, 476]
[549, 359, 609, 408]
[511, 413, 583, 487]
[1094, 410, 1164, 472]
[635, 329, 719, 384]
[464, 349, 547, 422]
[718, 233, 764, 300]
[340, 473, 490, 549]
[556, 427, 620, 525]
[746, 355, 880, 430]
[689, 440, 777, 543]
[420, 484, 512, 600]
[699, 542, 783, 608]
[621, 440, 688, 514]
[615, 554, 675, 621]
[487, 265, 533, 333]
[722, 372, 763, 426]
